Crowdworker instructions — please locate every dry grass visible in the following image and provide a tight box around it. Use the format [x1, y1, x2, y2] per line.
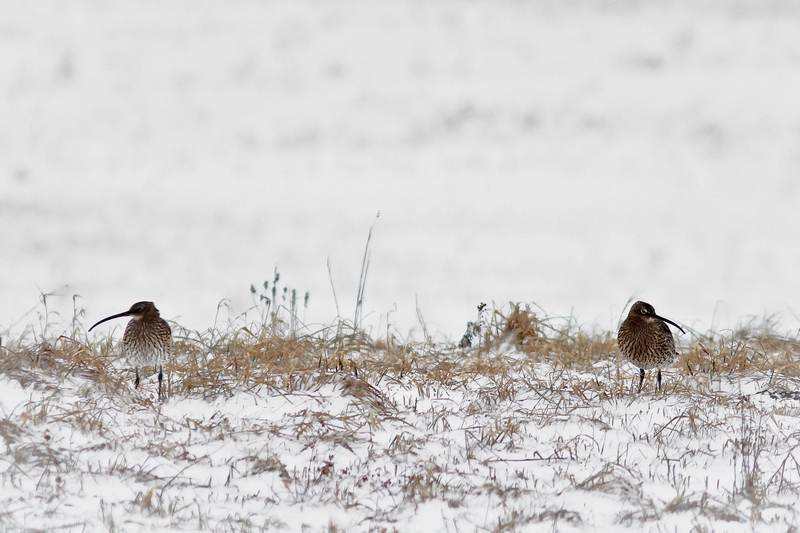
[1, 299, 800, 531]
[7, 298, 799, 404]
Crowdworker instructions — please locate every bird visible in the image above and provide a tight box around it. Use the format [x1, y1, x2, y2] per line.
[89, 301, 172, 400]
[617, 300, 685, 392]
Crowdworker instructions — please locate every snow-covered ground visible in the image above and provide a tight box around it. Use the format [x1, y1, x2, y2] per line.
[1, 344, 799, 532]
[3, 1, 800, 340]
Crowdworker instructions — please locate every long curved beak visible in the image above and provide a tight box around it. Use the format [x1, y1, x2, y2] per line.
[88, 311, 132, 332]
[656, 314, 686, 335]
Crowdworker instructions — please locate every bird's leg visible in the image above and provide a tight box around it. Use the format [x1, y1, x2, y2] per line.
[158, 364, 164, 401]
[657, 368, 662, 391]
[134, 367, 140, 389]
[638, 368, 645, 393]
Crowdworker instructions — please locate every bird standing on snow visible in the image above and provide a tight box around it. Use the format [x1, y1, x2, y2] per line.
[89, 301, 172, 400]
[617, 300, 685, 392]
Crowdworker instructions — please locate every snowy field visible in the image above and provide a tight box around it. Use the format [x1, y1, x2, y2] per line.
[2, 306, 800, 533]
[3, 1, 800, 339]
[4, 1, 800, 532]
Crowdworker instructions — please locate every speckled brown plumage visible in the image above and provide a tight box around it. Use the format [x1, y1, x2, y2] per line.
[89, 301, 172, 399]
[618, 301, 685, 392]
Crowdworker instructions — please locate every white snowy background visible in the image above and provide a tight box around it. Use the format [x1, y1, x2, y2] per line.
[3, 1, 800, 337]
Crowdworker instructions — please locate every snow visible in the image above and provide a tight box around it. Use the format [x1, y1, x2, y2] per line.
[2, 1, 800, 340]
[1, 355, 799, 532]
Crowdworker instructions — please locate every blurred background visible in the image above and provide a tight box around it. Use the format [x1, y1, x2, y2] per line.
[3, 1, 800, 339]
